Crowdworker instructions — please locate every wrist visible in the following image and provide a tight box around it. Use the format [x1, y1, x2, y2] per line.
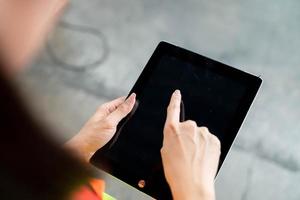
[64, 134, 94, 162]
[170, 182, 215, 200]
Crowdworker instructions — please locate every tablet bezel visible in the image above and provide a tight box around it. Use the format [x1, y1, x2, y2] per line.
[91, 41, 262, 198]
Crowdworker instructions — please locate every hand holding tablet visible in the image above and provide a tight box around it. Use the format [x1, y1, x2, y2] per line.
[65, 94, 136, 162]
[161, 90, 220, 200]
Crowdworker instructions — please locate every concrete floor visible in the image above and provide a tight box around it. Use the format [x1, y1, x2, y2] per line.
[16, 0, 300, 199]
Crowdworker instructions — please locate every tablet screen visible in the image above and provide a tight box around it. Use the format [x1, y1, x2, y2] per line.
[91, 42, 261, 199]
[108, 54, 247, 166]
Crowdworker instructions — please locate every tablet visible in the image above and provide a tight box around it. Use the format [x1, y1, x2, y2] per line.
[90, 41, 262, 199]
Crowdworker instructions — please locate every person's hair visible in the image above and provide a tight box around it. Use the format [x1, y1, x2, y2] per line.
[0, 59, 90, 199]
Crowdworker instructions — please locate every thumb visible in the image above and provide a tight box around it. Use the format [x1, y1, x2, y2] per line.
[105, 93, 136, 126]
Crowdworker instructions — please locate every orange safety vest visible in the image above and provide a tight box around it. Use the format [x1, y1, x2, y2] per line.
[72, 179, 105, 200]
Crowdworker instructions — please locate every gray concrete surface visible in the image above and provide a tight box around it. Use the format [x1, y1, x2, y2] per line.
[16, 0, 300, 199]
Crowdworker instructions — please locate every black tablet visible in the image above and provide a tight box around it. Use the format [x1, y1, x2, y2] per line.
[90, 41, 262, 199]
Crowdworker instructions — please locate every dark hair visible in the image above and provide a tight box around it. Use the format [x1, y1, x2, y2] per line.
[0, 61, 90, 199]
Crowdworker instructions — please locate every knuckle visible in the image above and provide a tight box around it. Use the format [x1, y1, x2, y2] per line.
[101, 118, 114, 129]
[166, 107, 171, 114]
[211, 134, 221, 147]
[200, 129, 209, 141]
[166, 122, 177, 133]
[214, 144, 221, 155]
[190, 120, 197, 128]
[184, 120, 197, 129]
[160, 148, 165, 154]
[118, 103, 129, 113]
[167, 104, 176, 112]
[199, 126, 209, 133]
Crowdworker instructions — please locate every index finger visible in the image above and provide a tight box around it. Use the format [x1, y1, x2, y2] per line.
[166, 90, 181, 124]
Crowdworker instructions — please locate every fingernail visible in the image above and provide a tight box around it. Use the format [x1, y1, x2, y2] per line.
[130, 93, 136, 99]
[174, 89, 181, 96]
[126, 93, 136, 104]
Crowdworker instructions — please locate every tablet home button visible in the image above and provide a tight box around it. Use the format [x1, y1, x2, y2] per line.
[138, 180, 146, 188]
